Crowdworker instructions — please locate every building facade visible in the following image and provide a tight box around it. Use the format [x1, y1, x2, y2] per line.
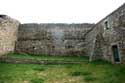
[85, 3, 125, 63]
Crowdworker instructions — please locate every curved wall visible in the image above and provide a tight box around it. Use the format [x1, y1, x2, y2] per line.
[0, 15, 19, 55]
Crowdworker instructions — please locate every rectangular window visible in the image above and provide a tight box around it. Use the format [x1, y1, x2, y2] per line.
[119, 15, 125, 27]
[104, 21, 109, 30]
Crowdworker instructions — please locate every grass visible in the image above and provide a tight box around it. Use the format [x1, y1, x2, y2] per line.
[69, 69, 95, 82]
[4, 53, 88, 61]
[84, 75, 96, 82]
[30, 78, 44, 83]
[0, 53, 125, 83]
[33, 67, 46, 71]
[70, 70, 91, 76]
[70, 71, 84, 76]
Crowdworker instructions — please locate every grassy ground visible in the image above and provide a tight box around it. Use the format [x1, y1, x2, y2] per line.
[0, 54, 125, 83]
[4, 53, 88, 61]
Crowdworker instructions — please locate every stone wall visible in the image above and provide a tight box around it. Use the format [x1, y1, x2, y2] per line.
[85, 3, 125, 63]
[16, 23, 94, 56]
[0, 57, 85, 64]
[0, 4, 124, 63]
[0, 15, 19, 55]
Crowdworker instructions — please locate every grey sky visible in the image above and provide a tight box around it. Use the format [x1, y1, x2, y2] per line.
[0, 0, 124, 23]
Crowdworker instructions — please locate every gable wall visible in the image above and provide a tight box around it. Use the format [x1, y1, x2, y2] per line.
[85, 3, 125, 63]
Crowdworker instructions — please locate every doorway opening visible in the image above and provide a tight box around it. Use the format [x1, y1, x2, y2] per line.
[112, 45, 120, 62]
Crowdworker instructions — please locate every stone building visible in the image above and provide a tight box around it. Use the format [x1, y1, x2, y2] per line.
[0, 3, 125, 63]
[85, 3, 125, 63]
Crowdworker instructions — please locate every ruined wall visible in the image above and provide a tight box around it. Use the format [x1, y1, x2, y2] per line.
[85, 3, 125, 63]
[0, 15, 19, 55]
[16, 23, 94, 56]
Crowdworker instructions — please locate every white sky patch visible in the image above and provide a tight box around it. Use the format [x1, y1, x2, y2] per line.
[0, 0, 124, 23]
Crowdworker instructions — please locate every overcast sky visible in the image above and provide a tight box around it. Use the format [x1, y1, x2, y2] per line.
[0, 0, 124, 23]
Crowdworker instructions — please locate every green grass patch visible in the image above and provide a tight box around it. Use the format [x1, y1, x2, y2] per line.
[70, 70, 96, 82]
[4, 53, 88, 61]
[70, 70, 92, 76]
[0, 55, 125, 83]
[30, 78, 44, 83]
[70, 71, 83, 76]
[33, 67, 46, 71]
[84, 75, 96, 82]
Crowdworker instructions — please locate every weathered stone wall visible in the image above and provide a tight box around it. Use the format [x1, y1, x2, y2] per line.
[0, 4, 124, 63]
[0, 15, 19, 55]
[85, 3, 125, 63]
[16, 23, 94, 56]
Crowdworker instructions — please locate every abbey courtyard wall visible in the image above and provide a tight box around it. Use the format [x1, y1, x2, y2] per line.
[0, 3, 124, 63]
[15, 23, 94, 55]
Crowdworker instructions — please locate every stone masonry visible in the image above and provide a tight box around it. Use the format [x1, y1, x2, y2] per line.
[0, 3, 125, 63]
[0, 15, 19, 55]
[16, 23, 94, 55]
[85, 3, 125, 63]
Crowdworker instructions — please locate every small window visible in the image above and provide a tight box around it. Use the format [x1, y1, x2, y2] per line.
[104, 21, 109, 30]
[0, 15, 6, 18]
[119, 15, 125, 26]
[52, 46, 55, 48]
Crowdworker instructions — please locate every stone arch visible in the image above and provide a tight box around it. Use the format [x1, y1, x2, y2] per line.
[89, 33, 104, 61]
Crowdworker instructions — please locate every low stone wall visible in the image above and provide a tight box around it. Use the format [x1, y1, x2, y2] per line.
[0, 57, 86, 64]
